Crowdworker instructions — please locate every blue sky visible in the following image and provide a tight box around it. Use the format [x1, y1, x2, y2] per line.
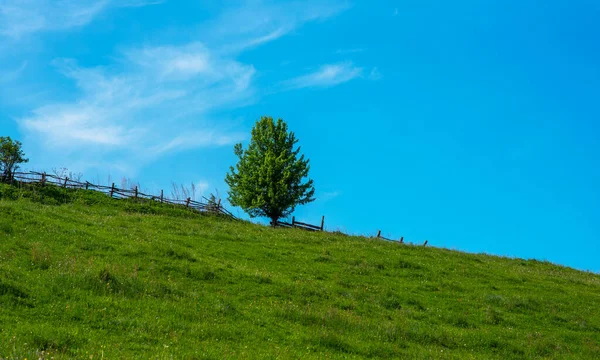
[1, 1, 599, 272]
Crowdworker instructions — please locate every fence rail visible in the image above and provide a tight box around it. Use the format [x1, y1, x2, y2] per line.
[376, 230, 427, 246]
[272, 215, 325, 231]
[10, 171, 238, 220]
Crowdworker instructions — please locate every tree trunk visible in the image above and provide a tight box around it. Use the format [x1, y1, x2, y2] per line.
[1, 169, 11, 183]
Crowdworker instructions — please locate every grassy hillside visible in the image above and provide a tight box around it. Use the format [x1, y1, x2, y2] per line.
[0, 182, 599, 359]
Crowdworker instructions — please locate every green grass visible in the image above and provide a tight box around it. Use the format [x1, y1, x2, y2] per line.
[0, 182, 599, 359]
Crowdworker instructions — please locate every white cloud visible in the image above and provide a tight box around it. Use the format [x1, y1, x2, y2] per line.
[0, 0, 162, 38]
[21, 104, 132, 146]
[120, 0, 164, 8]
[216, 1, 349, 37]
[195, 181, 209, 196]
[335, 48, 366, 54]
[241, 27, 288, 49]
[125, 42, 256, 86]
[5, 0, 369, 175]
[322, 191, 340, 201]
[17, 42, 256, 169]
[0, 0, 107, 38]
[206, 1, 350, 52]
[149, 131, 246, 156]
[284, 62, 363, 89]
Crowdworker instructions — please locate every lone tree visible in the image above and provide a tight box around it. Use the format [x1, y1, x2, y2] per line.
[0, 136, 28, 183]
[225, 116, 315, 225]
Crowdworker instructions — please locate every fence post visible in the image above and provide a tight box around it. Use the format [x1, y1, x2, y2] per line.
[377, 230, 381, 238]
[160, 190, 163, 203]
[110, 183, 115, 197]
[217, 199, 221, 211]
[292, 216, 295, 227]
[63, 177, 68, 188]
[186, 197, 191, 207]
[399, 236, 404, 244]
[85, 181, 89, 190]
[423, 240, 428, 247]
[135, 186, 138, 198]
[320, 216, 325, 231]
[41, 172, 46, 187]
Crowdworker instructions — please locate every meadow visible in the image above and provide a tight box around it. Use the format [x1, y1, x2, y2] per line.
[0, 182, 599, 359]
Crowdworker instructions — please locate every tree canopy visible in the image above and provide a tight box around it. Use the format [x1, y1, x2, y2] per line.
[225, 116, 315, 225]
[0, 136, 28, 182]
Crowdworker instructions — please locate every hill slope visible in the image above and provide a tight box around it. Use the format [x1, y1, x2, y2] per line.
[0, 183, 599, 359]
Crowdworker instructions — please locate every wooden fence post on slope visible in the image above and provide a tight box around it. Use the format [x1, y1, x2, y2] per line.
[423, 240, 428, 247]
[292, 216, 295, 227]
[63, 177, 68, 188]
[41, 172, 46, 187]
[399, 236, 404, 244]
[135, 186, 138, 198]
[320, 216, 325, 231]
[377, 230, 381, 238]
[85, 181, 89, 190]
[110, 183, 115, 198]
[186, 197, 191, 208]
[160, 190, 163, 203]
[217, 199, 221, 212]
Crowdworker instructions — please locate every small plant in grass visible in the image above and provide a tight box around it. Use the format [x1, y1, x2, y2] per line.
[170, 181, 199, 201]
[206, 193, 220, 213]
[52, 167, 83, 182]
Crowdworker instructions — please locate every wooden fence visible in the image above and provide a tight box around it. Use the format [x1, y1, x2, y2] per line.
[7, 171, 430, 245]
[272, 215, 325, 231]
[376, 230, 428, 246]
[10, 171, 238, 220]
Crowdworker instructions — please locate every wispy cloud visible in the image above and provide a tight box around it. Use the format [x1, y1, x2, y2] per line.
[195, 181, 210, 197]
[18, 43, 254, 170]
[205, 1, 350, 52]
[148, 131, 246, 157]
[120, 0, 164, 8]
[5, 0, 368, 175]
[284, 62, 363, 89]
[335, 48, 366, 54]
[240, 27, 288, 49]
[322, 191, 341, 201]
[0, 0, 107, 38]
[0, 0, 162, 38]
